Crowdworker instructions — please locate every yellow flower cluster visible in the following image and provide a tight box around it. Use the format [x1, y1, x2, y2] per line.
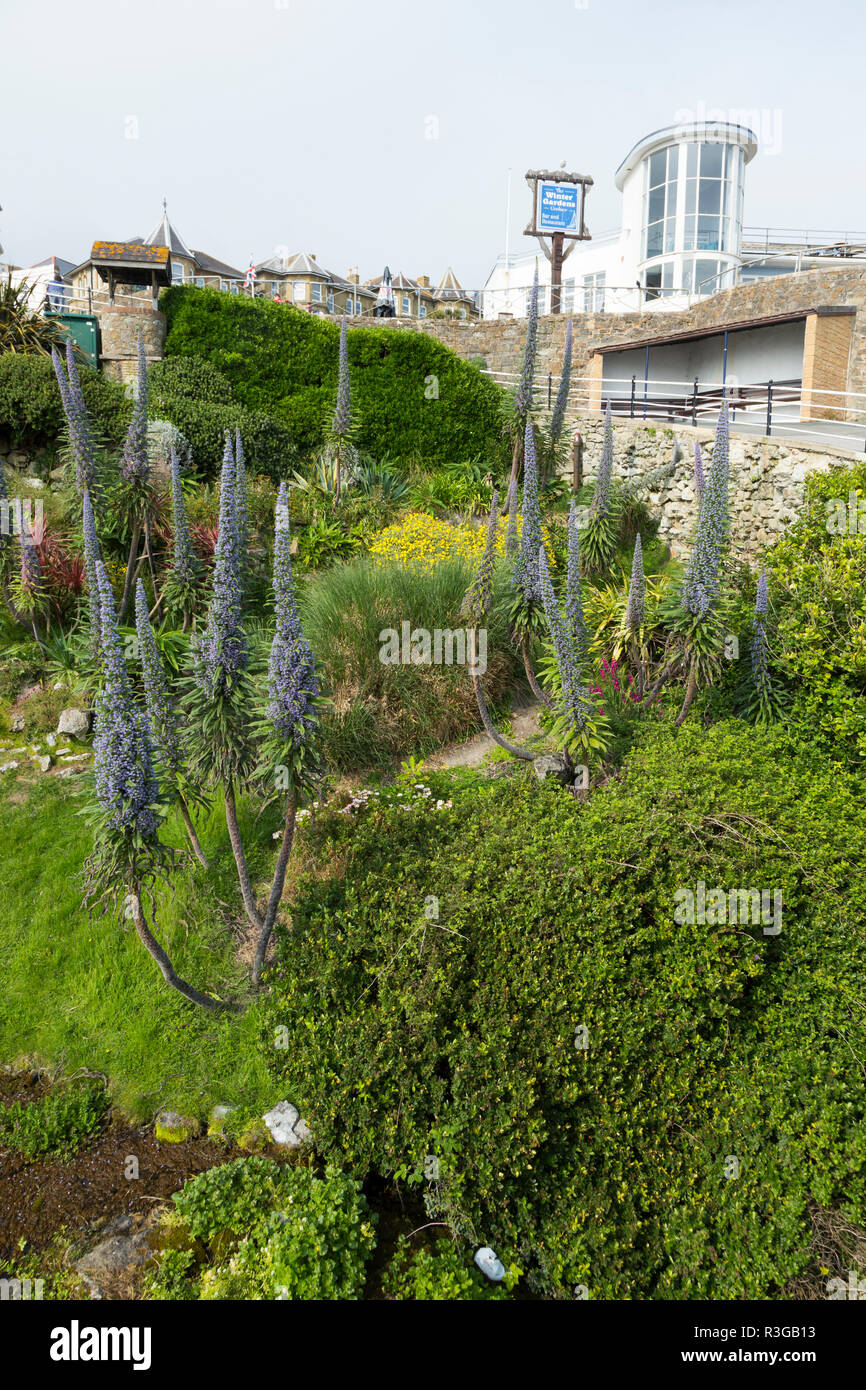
[368, 510, 553, 572]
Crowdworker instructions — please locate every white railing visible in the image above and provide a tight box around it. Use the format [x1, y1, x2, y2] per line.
[484, 368, 866, 455]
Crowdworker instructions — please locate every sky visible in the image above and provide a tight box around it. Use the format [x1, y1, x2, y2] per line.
[2, 0, 865, 292]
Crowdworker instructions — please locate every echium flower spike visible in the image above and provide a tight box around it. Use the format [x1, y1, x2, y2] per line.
[504, 476, 519, 558]
[513, 417, 543, 604]
[750, 571, 773, 707]
[267, 483, 319, 747]
[234, 428, 248, 551]
[565, 501, 590, 661]
[693, 441, 705, 502]
[680, 404, 730, 618]
[626, 533, 646, 633]
[82, 488, 104, 659]
[0, 457, 10, 558]
[19, 518, 41, 596]
[461, 489, 499, 623]
[135, 577, 182, 781]
[51, 344, 97, 496]
[192, 433, 247, 699]
[755, 570, 768, 616]
[591, 401, 614, 519]
[92, 560, 160, 838]
[549, 318, 573, 446]
[514, 264, 539, 422]
[120, 334, 150, 482]
[332, 316, 351, 438]
[538, 544, 587, 730]
[170, 447, 197, 582]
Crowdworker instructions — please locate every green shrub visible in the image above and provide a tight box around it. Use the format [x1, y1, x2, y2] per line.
[150, 1157, 376, 1301]
[0, 352, 130, 450]
[148, 354, 296, 481]
[0, 1081, 108, 1159]
[383, 1236, 516, 1300]
[265, 720, 866, 1298]
[159, 287, 506, 464]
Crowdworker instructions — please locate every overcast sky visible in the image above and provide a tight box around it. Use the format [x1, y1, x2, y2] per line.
[2, 0, 864, 290]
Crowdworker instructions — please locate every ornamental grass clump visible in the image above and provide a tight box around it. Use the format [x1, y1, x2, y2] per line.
[84, 559, 218, 1009]
[134, 577, 208, 867]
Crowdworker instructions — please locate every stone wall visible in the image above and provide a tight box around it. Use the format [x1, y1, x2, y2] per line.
[571, 412, 856, 561]
[98, 306, 166, 383]
[348, 266, 866, 396]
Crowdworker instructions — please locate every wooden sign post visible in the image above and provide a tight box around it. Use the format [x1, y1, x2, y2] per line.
[524, 169, 593, 313]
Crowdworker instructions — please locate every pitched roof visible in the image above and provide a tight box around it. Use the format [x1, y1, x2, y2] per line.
[27, 255, 76, 277]
[191, 249, 244, 279]
[257, 251, 330, 277]
[144, 209, 193, 259]
[434, 266, 470, 300]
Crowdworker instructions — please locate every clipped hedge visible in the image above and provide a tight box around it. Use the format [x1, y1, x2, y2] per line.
[0, 351, 131, 450]
[159, 286, 505, 463]
[266, 720, 866, 1298]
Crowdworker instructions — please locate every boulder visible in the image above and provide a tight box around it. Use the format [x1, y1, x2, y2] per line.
[474, 1246, 506, 1281]
[263, 1100, 312, 1148]
[57, 708, 90, 738]
[75, 1214, 157, 1299]
[35, 755, 52, 773]
[11, 714, 26, 733]
[532, 754, 571, 786]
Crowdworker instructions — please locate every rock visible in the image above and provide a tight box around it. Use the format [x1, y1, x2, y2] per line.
[532, 754, 571, 786]
[11, 714, 25, 733]
[474, 1246, 506, 1281]
[74, 1214, 157, 1299]
[263, 1100, 312, 1148]
[154, 1109, 201, 1143]
[35, 755, 52, 773]
[0, 762, 19, 774]
[45, 732, 57, 747]
[57, 708, 90, 738]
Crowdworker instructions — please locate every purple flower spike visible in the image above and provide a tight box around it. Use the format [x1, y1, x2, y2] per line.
[120, 334, 150, 483]
[693, 441, 705, 501]
[626, 534, 645, 633]
[135, 577, 182, 780]
[566, 501, 590, 659]
[591, 402, 614, 519]
[513, 417, 543, 604]
[681, 404, 730, 618]
[538, 543, 588, 730]
[192, 433, 247, 698]
[267, 482, 319, 747]
[549, 318, 573, 445]
[82, 488, 104, 659]
[92, 560, 160, 838]
[514, 265, 539, 422]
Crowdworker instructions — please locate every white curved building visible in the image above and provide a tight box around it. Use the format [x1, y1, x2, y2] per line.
[483, 121, 760, 318]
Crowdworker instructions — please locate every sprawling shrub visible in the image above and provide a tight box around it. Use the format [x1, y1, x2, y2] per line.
[159, 287, 505, 463]
[266, 720, 866, 1298]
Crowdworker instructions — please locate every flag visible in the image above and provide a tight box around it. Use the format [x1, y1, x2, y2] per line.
[244, 260, 257, 290]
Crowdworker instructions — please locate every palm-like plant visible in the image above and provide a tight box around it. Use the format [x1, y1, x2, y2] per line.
[0, 272, 68, 356]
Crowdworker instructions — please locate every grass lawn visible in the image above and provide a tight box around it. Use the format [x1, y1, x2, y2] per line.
[0, 771, 280, 1125]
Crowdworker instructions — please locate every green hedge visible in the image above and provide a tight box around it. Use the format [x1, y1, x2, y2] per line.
[148, 355, 296, 481]
[266, 720, 866, 1298]
[159, 286, 505, 463]
[0, 351, 130, 450]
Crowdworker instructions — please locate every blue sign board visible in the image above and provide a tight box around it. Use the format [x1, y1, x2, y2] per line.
[537, 180, 580, 234]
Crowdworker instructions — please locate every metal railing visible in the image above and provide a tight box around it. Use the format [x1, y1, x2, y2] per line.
[483, 367, 866, 454]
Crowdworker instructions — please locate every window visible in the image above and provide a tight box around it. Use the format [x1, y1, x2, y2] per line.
[293, 281, 306, 302]
[220, 280, 229, 293]
[401, 295, 410, 314]
[562, 278, 576, 313]
[643, 266, 662, 301]
[194, 276, 205, 288]
[171, 262, 186, 284]
[682, 142, 741, 254]
[230, 282, 239, 295]
[312, 282, 322, 303]
[583, 272, 605, 312]
[683, 259, 723, 295]
[327, 291, 335, 312]
[420, 304, 426, 318]
[642, 145, 678, 260]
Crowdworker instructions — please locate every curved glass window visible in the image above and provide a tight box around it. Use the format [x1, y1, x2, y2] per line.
[642, 146, 678, 259]
[682, 143, 742, 253]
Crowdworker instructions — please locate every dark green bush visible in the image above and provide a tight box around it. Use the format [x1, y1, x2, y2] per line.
[0, 352, 130, 450]
[159, 287, 506, 464]
[148, 354, 296, 481]
[266, 720, 866, 1298]
[383, 1236, 516, 1300]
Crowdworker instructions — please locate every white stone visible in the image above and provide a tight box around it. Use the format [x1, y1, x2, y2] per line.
[0, 762, 19, 774]
[263, 1100, 302, 1147]
[57, 708, 90, 738]
[474, 1247, 506, 1281]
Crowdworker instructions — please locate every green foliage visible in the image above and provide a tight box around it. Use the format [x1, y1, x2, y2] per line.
[762, 461, 866, 768]
[383, 1236, 517, 1300]
[0, 1080, 108, 1159]
[266, 722, 866, 1298]
[148, 354, 296, 481]
[0, 351, 131, 451]
[159, 288, 505, 465]
[149, 1156, 376, 1301]
[298, 556, 518, 773]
